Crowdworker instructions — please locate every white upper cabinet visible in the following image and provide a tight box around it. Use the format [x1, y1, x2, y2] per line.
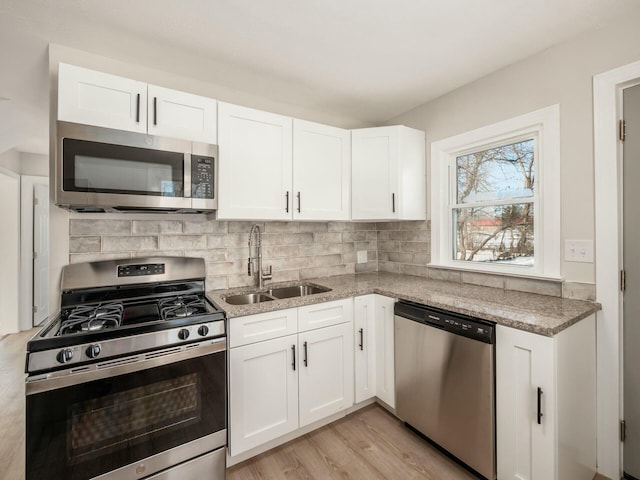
[292, 119, 351, 220]
[147, 84, 217, 143]
[58, 63, 147, 133]
[352, 125, 426, 220]
[58, 63, 217, 143]
[217, 102, 293, 220]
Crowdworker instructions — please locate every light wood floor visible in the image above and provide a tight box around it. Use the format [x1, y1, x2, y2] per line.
[1, 330, 607, 480]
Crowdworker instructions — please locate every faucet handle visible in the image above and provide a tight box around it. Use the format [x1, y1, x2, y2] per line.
[262, 265, 273, 281]
[247, 258, 252, 276]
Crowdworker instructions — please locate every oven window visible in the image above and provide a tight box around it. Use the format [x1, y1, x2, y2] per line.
[62, 138, 184, 197]
[26, 351, 225, 480]
[68, 373, 200, 463]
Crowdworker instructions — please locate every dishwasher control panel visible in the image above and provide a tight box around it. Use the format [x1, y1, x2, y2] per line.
[395, 301, 494, 344]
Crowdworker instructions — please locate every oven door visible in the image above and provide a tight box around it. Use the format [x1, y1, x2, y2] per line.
[56, 121, 193, 211]
[26, 341, 226, 480]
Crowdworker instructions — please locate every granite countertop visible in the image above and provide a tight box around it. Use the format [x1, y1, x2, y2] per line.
[207, 272, 601, 337]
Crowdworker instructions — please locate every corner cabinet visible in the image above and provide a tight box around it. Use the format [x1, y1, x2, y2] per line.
[228, 299, 354, 457]
[496, 316, 597, 480]
[217, 102, 293, 220]
[354, 295, 376, 403]
[351, 125, 426, 221]
[374, 295, 396, 408]
[58, 63, 217, 143]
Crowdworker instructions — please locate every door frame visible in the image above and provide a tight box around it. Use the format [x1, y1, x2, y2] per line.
[0, 165, 21, 335]
[594, 59, 640, 479]
[20, 175, 49, 329]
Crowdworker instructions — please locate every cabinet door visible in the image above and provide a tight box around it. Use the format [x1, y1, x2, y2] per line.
[229, 308, 298, 348]
[375, 295, 396, 408]
[496, 325, 556, 480]
[229, 334, 299, 455]
[298, 323, 354, 427]
[147, 85, 217, 143]
[352, 126, 399, 220]
[292, 119, 351, 220]
[58, 63, 147, 133]
[298, 298, 353, 333]
[217, 102, 292, 220]
[354, 295, 376, 403]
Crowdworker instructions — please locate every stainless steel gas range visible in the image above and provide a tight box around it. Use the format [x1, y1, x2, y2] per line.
[25, 256, 227, 480]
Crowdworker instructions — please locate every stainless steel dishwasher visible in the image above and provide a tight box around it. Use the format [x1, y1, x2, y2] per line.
[395, 300, 496, 480]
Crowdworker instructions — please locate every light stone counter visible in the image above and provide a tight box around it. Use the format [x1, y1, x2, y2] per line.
[208, 272, 600, 337]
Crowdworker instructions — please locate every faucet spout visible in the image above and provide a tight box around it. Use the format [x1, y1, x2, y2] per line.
[248, 224, 271, 289]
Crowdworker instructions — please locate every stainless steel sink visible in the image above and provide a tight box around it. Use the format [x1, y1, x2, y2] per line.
[223, 293, 275, 305]
[268, 284, 331, 299]
[223, 283, 331, 305]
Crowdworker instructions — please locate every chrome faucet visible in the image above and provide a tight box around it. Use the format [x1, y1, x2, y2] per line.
[248, 224, 272, 289]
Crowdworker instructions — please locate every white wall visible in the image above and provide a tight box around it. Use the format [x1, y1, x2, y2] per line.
[0, 149, 20, 173]
[0, 168, 20, 335]
[388, 7, 640, 284]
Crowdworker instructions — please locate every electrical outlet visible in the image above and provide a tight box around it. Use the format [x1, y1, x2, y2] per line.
[357, 250, 368, 264]
[565, 240, 594, 263]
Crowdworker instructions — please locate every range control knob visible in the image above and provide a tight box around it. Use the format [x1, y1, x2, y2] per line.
[56, 348, 74, 364]
[197, 325, 209, 337]
[86, 344, 101, 359]
[178, 328, 190, 340]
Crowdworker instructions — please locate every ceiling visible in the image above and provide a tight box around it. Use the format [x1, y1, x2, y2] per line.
[0, 0, 638, 155]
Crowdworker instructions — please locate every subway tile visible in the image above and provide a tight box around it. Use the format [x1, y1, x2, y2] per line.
[207, 260, 245, 276]
[312, 232, 342, 244]
[226, 247, 250, 261]
[400, 220, 429, 230]
[228, 221, 264, 233]
[399, 241, 429, 253]
[69, 236, 101, 253]
[268, 256, 314, 271]
[376, 222, 399, 230]
[327, 222, 355, 232]
[186, 249, 227, 262]
[342, 231, 369, 242]
[264, 221, 300, 233]
[299, 264, 354, 280]
[562, 282, 596, 301]
[283, 233, 313, 245]
[355, 262, 377, 273]
[205, 276, 228, 291]
[70, 219, 131, 235]
[183, 220, 228, 234]
[388, 252, 414, 263]
[263, 244, 302, 258]
[378, 262, 402, 273]
[102, 236, 158, 252]
[132, 250, 184, 258]
[413, 253, 430, 265]
[132, 220, 183, 234]
[504, 277, 562, 297]
[377, 240, 400, 252]
[270, 269, 300, 283]
[299, 222, 328, 233]
[313, 243, 343, 255]
[313, 254, 343, 267]
[428, 268, 462, 283]
[227, 274, 256, 288]
[207, 233, 246, 248]
[461, 271, 505, 289]
[158, 235, 206, 250]
[70, 252, 131, 264]
[401, 264, 428, 277]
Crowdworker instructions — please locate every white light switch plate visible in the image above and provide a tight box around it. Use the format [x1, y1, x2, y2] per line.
[357, 250, 367, 264]
[565, 239, 594, 263]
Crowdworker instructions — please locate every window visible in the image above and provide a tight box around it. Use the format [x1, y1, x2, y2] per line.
[430, 105, 560, 278]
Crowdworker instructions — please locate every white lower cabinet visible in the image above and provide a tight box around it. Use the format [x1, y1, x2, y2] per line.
[298, 322, 354, 427]
[229, 334, 299, 456]
[375, 295, 396, 409]
[229, 298, 354, 457]
[496, 315, 596, 480]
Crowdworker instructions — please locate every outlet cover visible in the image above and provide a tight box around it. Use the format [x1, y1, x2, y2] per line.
[565, 239, 594, 263]
[357, 250, 368, 264]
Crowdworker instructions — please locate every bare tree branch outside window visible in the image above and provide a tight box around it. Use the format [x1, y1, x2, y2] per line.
[453, 139, 535, 266]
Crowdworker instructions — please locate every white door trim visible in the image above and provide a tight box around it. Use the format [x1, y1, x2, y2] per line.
[593, 59, 640, 479]
[0, 166, 20, 335]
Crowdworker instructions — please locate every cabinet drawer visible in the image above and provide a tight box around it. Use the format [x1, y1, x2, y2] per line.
[229, 308, 298, 348]
[298, 298, 353, 332]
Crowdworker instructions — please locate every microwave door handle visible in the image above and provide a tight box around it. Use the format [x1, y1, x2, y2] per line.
[184, 154, 192, 198]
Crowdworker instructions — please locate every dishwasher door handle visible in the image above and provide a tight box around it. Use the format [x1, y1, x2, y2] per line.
[537, 387, 544, 424]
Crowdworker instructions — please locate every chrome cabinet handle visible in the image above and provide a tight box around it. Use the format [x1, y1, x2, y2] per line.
[392, 193, 396, 213]
[358, 328, 364, 351]
[291, 345, 296, 371]
[303, 341, 308, 367]
[153, 97, 157, 125]
[297, 192, 301, 213]
[537, 387, 544, 424]
[285, 191, 289, 213]
[135, 93, 140, 123]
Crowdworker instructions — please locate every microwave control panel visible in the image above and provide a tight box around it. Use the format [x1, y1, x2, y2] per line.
[191, 155, 215, 199]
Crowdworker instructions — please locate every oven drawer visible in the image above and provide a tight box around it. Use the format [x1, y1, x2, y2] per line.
[146, 447, 226, 480]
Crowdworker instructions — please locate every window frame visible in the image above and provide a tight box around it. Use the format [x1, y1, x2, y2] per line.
[430, 105, 560, 278]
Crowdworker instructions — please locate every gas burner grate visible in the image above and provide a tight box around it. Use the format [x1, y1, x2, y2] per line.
[159, 295, 206, 320]
[59, 303, 124, 335]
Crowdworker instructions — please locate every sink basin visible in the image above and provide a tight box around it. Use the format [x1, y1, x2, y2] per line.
[224, 293, 275, 305]
[268, 284, 332, 299]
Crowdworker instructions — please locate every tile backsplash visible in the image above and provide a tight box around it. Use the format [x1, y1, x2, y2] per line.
[69, 219, 379, 291]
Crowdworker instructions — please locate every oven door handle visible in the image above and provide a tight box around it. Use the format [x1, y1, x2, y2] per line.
[26, 338, 226, 395]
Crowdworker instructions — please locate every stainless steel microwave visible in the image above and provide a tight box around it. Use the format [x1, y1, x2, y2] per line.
[55, 121, 217, 213]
